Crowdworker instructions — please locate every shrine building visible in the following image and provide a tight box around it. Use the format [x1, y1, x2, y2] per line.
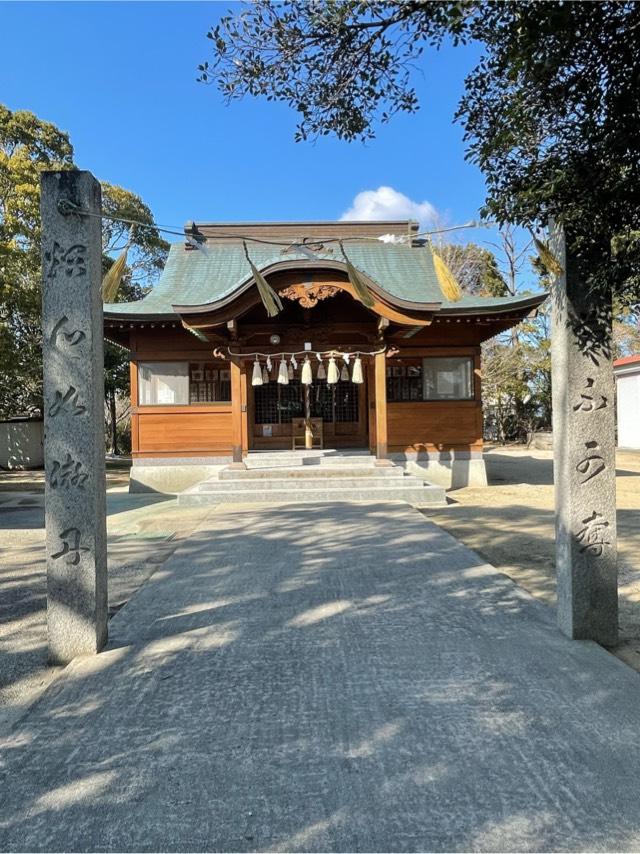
[103, 220, 545, 493]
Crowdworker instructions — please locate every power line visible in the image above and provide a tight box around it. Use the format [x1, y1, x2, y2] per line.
[57, 199, 491, 249]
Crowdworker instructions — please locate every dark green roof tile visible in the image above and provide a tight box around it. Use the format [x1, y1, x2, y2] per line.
[104, 240, 545, 317]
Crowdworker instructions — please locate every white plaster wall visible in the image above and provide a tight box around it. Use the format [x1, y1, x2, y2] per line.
[617, 371, 640, 449]
[0, 420, 44, 469]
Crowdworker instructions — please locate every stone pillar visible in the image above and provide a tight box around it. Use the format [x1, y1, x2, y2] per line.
[551, 224, 618, 645]
[41, 170, 108, 664]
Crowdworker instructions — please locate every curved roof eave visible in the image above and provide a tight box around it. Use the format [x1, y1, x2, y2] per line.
[103, 310, 180, 322]
[171, 258, 442, 315]
[438, 292, 548, 316]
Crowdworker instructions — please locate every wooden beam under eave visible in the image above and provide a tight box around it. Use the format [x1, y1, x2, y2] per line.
[387, 323, 431, 341]
[180, 320, 229, 345]
[175, 279, 438, 328]
[180, 320, 210, 343]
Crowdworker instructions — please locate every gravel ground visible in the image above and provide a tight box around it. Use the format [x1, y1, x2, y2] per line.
[0, 487, 212, 731]
[423, 445, 640, 672]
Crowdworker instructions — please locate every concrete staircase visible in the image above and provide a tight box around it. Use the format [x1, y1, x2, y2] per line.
[178, 450, 446, 507]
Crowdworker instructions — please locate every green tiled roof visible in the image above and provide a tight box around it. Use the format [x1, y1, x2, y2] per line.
[104, 240, 544, 317]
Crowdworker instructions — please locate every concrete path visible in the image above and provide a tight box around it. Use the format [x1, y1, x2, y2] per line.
[2, 502, 640, 852]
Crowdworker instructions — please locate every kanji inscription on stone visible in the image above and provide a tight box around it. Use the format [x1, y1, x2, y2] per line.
[48, 386, 87, 417]
[44, 241, 88, 279]
[575, 441, 606, 484]
[575, 511, 611, 557]
[51, 527, 91, 565]
[51, 316, 86, 349]
[573, 377, 608, 413]
[550, 222, 617, 645]
[41, 170, 107, 664]
[50, 454, 89, 489]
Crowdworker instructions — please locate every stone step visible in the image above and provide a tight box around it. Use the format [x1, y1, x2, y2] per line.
[314, 456, 377, 466]
[196, 474, 424, 493]
[178, 482, 446, 507]
[244, 452, 377, 469]
[245, 450, 372, 457]
[220, 466, 404, 480]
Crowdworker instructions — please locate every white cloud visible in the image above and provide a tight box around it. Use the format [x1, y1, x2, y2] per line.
[340, 186, 438, 230]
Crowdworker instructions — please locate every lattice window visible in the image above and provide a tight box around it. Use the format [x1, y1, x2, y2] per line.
[189, 362, 231, 402]
[254, 379, 359, 424]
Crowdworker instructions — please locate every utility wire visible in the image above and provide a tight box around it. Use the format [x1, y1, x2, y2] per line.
[57, 199, 491, 248]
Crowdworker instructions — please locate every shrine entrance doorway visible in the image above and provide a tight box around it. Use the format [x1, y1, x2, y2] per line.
[250, 372, 369, 450]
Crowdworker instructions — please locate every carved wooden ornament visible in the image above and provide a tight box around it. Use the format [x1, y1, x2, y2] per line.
[280, 284, 340, 309]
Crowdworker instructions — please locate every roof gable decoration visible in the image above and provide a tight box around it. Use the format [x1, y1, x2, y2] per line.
[242, 241, 283, 317]
[339, 241, 375, 309]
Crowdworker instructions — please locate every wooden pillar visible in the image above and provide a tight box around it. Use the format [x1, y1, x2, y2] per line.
[374, 350, 390, 464]
[367, 360, 376, 453]
[230, 358, 246, 467]
[240, 363, 249, 453]
[129, 359, 139, 456]
[304, 385, 313, 449]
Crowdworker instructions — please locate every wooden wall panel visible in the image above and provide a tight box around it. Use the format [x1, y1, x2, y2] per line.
[128, 328, 486, 457]
[136, 409, 233, 456]
[387, 402, 483, 452]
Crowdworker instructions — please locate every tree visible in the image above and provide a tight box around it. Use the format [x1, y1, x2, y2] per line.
[436, 241, 507, 297]
[612, 303, 640, 360]
[202, 1, 640, 306]
[483, 298, 552, 443]
[0, 106, 73, 415]
[0, 105, 169, 442]
[486, 225, 532, 299]
[199, 1, 467, 143]
[101, 183, 169, 454]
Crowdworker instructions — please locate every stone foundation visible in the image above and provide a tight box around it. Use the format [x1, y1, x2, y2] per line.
[132, 451, 489, 494]
[129, 456, 232, 494]
[390, 450, 488, 490]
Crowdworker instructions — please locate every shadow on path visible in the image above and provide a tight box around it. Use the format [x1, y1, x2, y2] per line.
[1, 503, 640, 852]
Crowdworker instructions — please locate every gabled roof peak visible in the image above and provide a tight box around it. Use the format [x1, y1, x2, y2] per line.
[184, 219, 419, 248]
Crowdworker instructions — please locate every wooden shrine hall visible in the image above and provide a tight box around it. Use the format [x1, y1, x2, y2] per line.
[103, 220, 545, 493]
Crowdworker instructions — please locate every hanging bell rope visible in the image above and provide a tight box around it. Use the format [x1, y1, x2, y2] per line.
[327, 356, 339, 385]
[243, 241, 283, 317]
[101, 235, 132, 303]
[531, 233, 564, 278]
[430, 243, 463, 303]
[339, 241, 375, 309]
[277, 359, 289, 385]
[226, 346, 387, 386]
[251, 358, 263, 386]
[301, 357, 313, 385]
[227, 346, 387, 359]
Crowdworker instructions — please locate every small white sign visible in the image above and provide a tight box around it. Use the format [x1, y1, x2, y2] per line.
[304, 342, 312, 351]
[262, 425, 272, 437]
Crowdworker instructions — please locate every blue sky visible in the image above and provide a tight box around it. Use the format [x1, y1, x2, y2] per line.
[1, 1, 496, 248]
